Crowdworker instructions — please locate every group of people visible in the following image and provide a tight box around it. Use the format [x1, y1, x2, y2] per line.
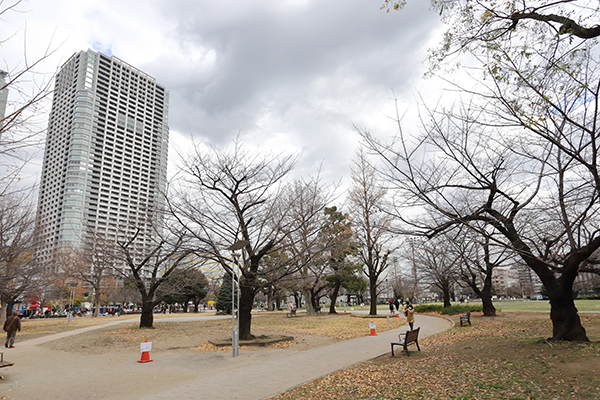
[388, 298, 415, 330]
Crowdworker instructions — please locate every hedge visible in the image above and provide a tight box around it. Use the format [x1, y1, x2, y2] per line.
[413, 304, 482, 315]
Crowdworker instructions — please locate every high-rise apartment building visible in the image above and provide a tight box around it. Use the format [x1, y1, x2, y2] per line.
[35, 50, 169, 267]
[0, 70, 8, 125]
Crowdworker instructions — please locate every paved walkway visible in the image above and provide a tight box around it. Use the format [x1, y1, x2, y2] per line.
[1, 313, 451, 400]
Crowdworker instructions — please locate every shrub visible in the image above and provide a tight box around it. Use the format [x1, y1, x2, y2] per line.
[413, 304, 482, 315]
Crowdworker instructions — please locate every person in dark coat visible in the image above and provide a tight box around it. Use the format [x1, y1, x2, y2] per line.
[4, 311, 21, 348]
[393, 298, 400, 311]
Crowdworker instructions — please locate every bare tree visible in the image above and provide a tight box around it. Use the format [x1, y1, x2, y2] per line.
[282, 176, 336, 315]
[452, 230, 512, 316]
[0, 193, 39, 323]
[406, 236, 459, 307]
[349, 149, 396, 315]
[1, 1, 56, 193]
[172, 140, 300, 340]
[114, 217, 197, 328]
[56, 233, 118, 318]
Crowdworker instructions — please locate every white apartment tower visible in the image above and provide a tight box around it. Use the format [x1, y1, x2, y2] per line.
[35, 50, 169, 266]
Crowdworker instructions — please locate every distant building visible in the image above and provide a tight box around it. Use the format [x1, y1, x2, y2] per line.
[492, 267, 520, 296]
[35, 50, 169, 270]
[0, 70, 8, 126]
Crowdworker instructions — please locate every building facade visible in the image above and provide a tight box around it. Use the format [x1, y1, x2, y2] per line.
[35, 50, 169, 268]
[0, 70, 8, 125]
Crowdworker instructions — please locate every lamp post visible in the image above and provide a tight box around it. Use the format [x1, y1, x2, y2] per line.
[226, 240, 249, 357]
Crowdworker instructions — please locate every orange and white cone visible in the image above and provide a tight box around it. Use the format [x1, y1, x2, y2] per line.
[369, 321, 377, 336]
[138, 340, 153, 363]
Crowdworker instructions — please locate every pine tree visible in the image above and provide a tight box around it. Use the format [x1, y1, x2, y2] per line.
[215, 272, 237, 314]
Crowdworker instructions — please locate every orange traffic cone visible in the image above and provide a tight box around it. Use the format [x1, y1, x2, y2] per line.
[138, 340, 153, 363]
[369, 321, 377, 336]
[395, 310, 400, 318]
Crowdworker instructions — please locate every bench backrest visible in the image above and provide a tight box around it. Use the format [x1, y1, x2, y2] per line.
[403, 327, 420, 343]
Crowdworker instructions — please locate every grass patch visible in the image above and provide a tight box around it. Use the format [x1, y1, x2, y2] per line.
[414, 304, 482, 315]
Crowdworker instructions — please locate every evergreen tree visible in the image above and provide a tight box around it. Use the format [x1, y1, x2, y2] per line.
[215, 272, 237, 314]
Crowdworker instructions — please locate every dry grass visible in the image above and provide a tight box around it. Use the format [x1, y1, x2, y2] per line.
[38, 311, 406, 354]
[269, 313, 600, 400]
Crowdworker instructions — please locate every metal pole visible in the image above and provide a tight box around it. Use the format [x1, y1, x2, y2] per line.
[231, 252, 239, 357]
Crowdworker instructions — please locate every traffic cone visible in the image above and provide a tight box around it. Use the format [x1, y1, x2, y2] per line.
[369, 321, 377, 336]
[138, 340, 153, 363]
[395, 310, 400, 318]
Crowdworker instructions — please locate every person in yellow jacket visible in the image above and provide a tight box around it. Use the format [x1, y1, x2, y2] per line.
[403, 302, 415, 330]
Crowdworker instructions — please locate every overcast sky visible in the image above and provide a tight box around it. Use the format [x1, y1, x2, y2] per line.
[2, 0, 446, 194]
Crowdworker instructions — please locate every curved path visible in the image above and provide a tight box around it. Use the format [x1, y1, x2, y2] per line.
[1, 313, 451, 400]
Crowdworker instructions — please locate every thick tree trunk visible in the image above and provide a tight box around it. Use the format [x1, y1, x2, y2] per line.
[304, 289, 315, 314]
[238, 285, 255, 340]
[442, 286, 452, 308]
[329, 280, 341, 314]
[369, 276, 378, 316]
[139, 299, 155, 328]
[480, 291, 496, 316]
[549, 289, 588, 341]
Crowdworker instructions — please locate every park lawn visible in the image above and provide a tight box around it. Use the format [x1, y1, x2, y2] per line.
[16, 314, 134, 340]
[495, 300, 600, 312]
[269, 313, 600, 400]
[40, 312, 406, 354]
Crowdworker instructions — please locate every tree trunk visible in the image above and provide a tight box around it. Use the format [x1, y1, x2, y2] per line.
[442, 286, 452, 308]
[480, 291, 496, 316]
[309, 289, 320, 314]
[238, 285, 255, 340]
[548, 288, 588, 341]
[275, 291, 282, 310]
[267, 287, 274, 311]
[329, 280, 341, 314]
[93, 292, 100, 318]
[139, 299, 155, 328]
[369, 275, 378, 315]
[304, 289, 315, 315]
[0, 295, 8, 325]
[293, 292, 301, 309]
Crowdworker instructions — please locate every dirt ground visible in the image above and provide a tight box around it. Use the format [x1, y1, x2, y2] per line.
[3, 311, 599, 400]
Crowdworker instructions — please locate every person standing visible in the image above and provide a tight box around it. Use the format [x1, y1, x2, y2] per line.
[4, 311, 21, 348]
[404, 302, 415, 330]
[388, 298, 394, 314]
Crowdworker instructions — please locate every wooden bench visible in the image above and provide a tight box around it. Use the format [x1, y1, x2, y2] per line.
[391, 327, 420, 356]
[460, 311, 471, 326]
[286, 309, 297, 317]
[0, 352, 14, 380]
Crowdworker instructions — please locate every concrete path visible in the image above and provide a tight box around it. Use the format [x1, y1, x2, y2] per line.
[1, 313, 451, 400]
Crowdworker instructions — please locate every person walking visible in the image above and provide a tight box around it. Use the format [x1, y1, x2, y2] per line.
[388, 298, 394, 314]
[404, 302, 415, 330]
[4, 311, 21, 348]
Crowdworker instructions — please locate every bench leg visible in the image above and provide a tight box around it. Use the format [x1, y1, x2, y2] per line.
[415, 340, 420, 352]
[391, 343, 394, 357]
